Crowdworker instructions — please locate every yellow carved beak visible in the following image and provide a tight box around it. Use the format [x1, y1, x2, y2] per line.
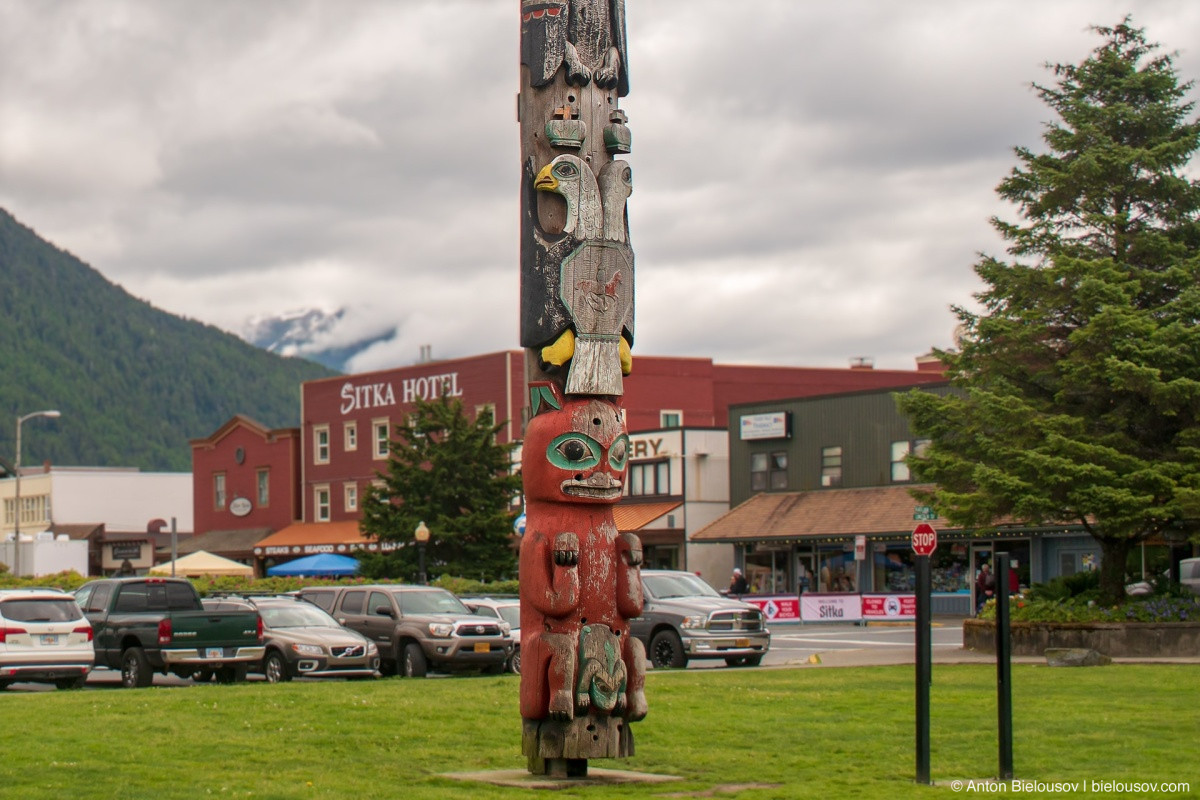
[535, 163, 558, 192]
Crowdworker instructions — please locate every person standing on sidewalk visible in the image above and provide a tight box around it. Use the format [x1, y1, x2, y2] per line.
[729, 567, 749, 596]
[975, 562, 995, 614]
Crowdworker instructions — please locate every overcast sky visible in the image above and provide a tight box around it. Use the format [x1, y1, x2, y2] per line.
[3, 1, 1199, 373]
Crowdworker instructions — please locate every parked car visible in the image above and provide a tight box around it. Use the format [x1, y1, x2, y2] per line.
[1181, 558, 1200, 595]
[630, 570, 771, 669]
[0, 589, 94, 690]
[74, 577, 264, 688]
[461, 596, 521, 674]
[298, 585, 512, 677]
[202, 595, 379, 682]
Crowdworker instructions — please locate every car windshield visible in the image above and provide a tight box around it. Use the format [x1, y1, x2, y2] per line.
[0, 598, 83, 623]
[497, 606, 521, 627]
[396, 589, 471, 615]
[259, 603, 342, 629]
[643, 573, 721, 600]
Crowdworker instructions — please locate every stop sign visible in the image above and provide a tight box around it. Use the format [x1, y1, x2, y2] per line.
[912, 522, 938, 556]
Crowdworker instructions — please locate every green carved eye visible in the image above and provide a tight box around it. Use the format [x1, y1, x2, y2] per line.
[609, 435, 629, 471]
[548, 433, 601, 470]
[553, 161, 578, 180]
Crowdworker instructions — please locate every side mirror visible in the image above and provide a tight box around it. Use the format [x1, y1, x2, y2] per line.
[374, 606, 395, 618]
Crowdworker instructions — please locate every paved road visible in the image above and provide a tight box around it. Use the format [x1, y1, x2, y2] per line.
[678, 617, 992, 670]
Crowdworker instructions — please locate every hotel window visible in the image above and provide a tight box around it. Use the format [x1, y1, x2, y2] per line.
[891, 439, 930, 482]
[820, 446, 842, 487]
[214, 473, 227, 510]
[344, 422, 358, 452]
[660, 410, 682, 429]
[256, 468, 270, 507]
[750, 451, 788, 492]
[627, 460, 670, 497]
[344, 483, 359, 513]
[315, 485, 331, 522]
[314, 425, 330, 464]
[373, 418, 390, 460]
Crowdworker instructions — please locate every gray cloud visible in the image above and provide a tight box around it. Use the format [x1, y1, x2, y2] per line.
[2, 0, 1199, 374]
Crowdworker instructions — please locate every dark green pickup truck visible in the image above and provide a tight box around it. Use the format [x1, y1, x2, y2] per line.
[74, 577, 265, 688]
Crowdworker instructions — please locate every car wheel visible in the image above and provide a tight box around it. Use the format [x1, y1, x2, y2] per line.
[55, 676, 87, 690]
[121, 647, 153, 688]
[264, 652, 291, 683]
[508, 647, 521, 675]
[0, 681, 11, 691]
[401, 642, 428, 678]
[649, 630, 688, 669]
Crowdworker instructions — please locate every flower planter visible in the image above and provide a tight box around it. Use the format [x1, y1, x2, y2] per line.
[963, 618, 1200, 657]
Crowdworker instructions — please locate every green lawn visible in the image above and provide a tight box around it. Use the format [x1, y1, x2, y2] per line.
[0, 665, 1196, 799]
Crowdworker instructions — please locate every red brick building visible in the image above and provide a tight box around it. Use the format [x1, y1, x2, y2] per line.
[190, 350, 945, 573]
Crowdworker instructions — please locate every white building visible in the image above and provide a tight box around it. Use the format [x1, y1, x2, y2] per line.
[0, 466, 193, 576]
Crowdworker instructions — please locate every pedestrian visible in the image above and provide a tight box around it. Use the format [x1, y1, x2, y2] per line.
[1008, 559, 1020, 594]
[729, 567, 749, 595]
[975, 562, 995, 613]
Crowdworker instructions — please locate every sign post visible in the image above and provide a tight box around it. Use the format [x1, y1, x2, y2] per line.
[994, 553, 1014, 780]
[912, 522, 937, 784]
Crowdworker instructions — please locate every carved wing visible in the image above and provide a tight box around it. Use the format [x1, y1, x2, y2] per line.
[521, 1, 569, 88]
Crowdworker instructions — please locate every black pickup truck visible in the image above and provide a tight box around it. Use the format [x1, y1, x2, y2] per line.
[74, 577, 265, 688]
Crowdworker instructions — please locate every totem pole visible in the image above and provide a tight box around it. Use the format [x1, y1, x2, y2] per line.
[517, 0, 645, 779]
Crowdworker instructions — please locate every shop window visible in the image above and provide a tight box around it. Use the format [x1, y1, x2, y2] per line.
[214, 473, 227, 511]
[344, 483, 358, 512]
[890, 438, 930, 482]
[314, 486, 331, 522]
[314, 425, 330, 465]
[5, 495, 49, 527]
[256, 468, 270, 507]
[817, 546, 857, 592]
[344, 422, 358, 452]
[660, 410, 682, 429]
[373, 419, 390, 460]
[628, 460, 670, 497]
[820, 446, 842, 487]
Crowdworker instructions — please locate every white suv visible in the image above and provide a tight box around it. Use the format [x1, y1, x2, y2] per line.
[461, 596, 521, 674]
[0, 589, 95, 690]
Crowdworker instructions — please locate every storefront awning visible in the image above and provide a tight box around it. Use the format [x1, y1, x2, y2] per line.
[613, 501, 682, 532]
[690, 485, 960, 543]
[252, 521, 398, 558]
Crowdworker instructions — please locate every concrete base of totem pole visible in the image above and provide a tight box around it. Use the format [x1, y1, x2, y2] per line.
[443, 766, 682, 790]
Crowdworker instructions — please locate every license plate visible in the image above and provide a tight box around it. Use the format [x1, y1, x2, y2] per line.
[735, 638, 750, 648]
[40, 635, 59, 646]
[473, 643, 490, 653]
[205, 648, 224, 659]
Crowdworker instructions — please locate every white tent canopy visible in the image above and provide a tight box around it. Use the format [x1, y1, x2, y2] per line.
[148, 550, 253, 578]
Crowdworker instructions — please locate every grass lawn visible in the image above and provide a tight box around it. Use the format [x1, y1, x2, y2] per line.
[0, 664, 1196, 799]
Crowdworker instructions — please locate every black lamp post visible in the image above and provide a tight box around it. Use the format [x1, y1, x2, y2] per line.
[414, 520, 430, 585]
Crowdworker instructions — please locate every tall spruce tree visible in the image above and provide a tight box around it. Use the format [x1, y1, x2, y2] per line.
[359, 394, 521, 581]
[898, 19, 1200, 604]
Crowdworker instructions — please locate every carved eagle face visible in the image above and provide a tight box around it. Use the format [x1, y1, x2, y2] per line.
[524, 396, 629, 505]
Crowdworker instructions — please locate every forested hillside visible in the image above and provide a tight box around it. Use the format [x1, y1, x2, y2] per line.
[0, 208, 337, 471]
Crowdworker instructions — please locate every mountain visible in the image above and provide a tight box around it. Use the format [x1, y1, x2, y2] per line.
[242, 308, 397, 373]
[0, 208, 338, 472]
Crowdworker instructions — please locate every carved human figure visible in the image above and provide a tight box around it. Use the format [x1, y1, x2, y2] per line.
[519, 385, 647, 724]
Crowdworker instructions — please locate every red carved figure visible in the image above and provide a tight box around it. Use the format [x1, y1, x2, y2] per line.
[519, 387, 647, 728]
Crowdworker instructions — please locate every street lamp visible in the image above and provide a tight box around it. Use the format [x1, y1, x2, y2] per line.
[414, 520, 430, 585]
[13, 409, 61, 576]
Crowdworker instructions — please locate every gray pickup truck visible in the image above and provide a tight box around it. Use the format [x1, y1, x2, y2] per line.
[74, 577, 265, 687]
[630, 569, 771, 669]
[298, 584, 512, 677]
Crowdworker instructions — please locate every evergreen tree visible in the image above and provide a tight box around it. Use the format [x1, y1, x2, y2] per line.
[359, 394, 521, 581]
[898, 19, 1200, 604]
